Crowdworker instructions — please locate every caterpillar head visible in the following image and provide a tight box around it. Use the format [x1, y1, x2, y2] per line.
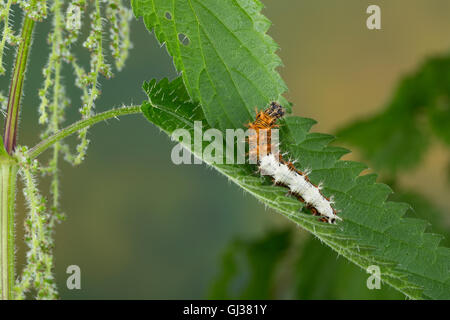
[267, 102, 285, 120]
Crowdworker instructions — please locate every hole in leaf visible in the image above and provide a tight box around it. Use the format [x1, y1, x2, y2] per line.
[178, 33, 190, 46]
[165, 11, 172, 20]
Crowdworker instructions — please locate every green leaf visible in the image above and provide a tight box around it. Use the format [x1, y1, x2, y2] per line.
[132, 0, 288, 130]
[294, 234, 404, 299]
[337, 55, 450, 174]
[388, 190, 450, 248]
[210, 187, 450, 299]
[208, 229, 291, 299]
[209, 228, 403, 299]
[141, 77, 450, 300]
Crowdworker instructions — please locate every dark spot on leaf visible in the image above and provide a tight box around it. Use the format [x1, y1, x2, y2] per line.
[178, 33, 190, 46]
[165, 11, 172, 20]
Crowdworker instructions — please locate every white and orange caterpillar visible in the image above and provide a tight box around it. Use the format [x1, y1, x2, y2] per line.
[247, 102, 341, 224]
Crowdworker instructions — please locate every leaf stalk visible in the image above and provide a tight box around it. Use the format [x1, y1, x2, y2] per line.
[28, 105, 142, 160]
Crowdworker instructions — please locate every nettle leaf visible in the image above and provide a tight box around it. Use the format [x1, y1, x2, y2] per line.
[337, 55, 450, 174]
[132, 0, 288, 130]
[141, 77, 450, 300]
[209, 228, 403, 299]
[389, 190, 450, 248]
[294, 233, 404, 299]
[209, 229, 292, 299]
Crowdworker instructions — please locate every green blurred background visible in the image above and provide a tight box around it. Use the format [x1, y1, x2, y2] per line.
[1, 0, 450, 299]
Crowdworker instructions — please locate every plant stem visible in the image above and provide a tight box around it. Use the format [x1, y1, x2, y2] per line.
[0, 13, 36, 300]
[3, 16, 35, 154]
[28, 105, 142, 160]
[0, 159, 18, 300]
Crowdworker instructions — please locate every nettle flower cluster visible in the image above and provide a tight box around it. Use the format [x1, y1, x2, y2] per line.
[0, 0, 132, 299]
[0, 1, 49, 75]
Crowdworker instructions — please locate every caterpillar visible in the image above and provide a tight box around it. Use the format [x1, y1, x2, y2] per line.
[247, 102, 341, 224]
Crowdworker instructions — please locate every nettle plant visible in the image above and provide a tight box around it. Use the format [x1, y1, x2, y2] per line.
[0, 0, 448, 300]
